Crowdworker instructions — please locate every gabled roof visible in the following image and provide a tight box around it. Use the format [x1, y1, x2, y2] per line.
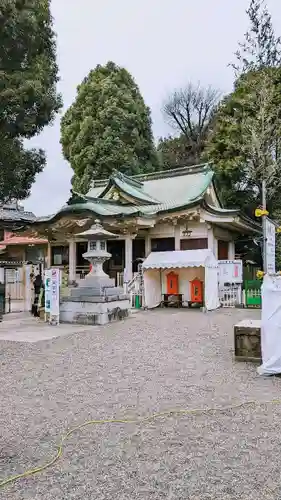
[88, 164, 214, 212]
[0, 203, 35, 223]
[29, 163, 216, 224]
[98, 170, 160, 205]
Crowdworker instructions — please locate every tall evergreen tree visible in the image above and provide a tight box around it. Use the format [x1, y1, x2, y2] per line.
[0, 0, 62, 203]
[61, 62, 159, 193]
[207, 0, 281, 212]
[206, 0, 281, 267]
[206, 68, 281, 212]
[157, 135, 198, 170]
[231, 0, 281, 74]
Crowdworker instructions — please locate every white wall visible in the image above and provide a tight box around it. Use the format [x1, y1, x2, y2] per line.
[213, 226, 234, 241]
[179, 222, 208, 239]
[149, 223, 175, 237]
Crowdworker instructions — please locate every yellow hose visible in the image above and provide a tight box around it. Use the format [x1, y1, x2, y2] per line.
[1, 398, 280, 489]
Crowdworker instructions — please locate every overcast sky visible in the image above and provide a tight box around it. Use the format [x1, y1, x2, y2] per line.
[23, 0, 280, 216]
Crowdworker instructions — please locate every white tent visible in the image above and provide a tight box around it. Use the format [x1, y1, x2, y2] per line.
[142, 249, 220, 311]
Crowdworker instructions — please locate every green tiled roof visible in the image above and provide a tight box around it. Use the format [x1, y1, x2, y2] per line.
[26, 163, 261, 235]
[89, 163, 214, 212]
[36, 164, 215, 223]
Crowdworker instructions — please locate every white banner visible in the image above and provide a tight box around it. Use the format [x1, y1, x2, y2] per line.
[265, 218, 276, 274]
[44, 269, 51, 313]
[50, 268, 60, 324]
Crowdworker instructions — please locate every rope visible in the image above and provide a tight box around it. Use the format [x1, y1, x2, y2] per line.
[1, 398, 281, 489]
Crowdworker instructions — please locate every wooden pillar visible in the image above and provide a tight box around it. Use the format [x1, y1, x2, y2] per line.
[208, 226, 218, 259]
[47, 242, 52, 268]
[145, 233, 151, 257]
[229, 241, 235, 260]
[174, 224, 181, 251]
[68, 239, 77, 281]
[213, 238, 218, 259]
[125, 235, 133, 282]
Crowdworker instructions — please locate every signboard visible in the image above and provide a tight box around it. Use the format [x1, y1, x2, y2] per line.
[50, 268, 60, 325]
[44, 269, 51, 313]
[265, 218, 276, 274]
[218, 260, 243, 284]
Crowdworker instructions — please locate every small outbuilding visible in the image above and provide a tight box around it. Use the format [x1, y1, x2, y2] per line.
[142, 249, 220, 311]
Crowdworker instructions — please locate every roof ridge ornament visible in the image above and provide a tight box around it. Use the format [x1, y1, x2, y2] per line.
[133, 163, 212, 182]
[98, 169, 159, 204]
[112, 168, 144, 189]
[90, 163, 213, 192]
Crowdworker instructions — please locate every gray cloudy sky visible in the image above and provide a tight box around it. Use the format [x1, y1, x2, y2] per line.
[24, 0, 280, 216]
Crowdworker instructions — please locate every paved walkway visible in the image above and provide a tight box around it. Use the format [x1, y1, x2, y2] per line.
[0, 312, 100, 342]
[1, 308, 281, 500]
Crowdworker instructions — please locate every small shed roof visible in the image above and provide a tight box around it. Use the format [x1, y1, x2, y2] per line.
[142, 250, 218, 270]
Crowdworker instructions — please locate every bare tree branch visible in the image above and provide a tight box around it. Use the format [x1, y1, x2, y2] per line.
[162, 82, 221, 161]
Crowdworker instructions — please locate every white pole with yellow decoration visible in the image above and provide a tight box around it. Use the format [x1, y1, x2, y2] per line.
[262, 180, 267, 272]
[255, 180, 269, 273]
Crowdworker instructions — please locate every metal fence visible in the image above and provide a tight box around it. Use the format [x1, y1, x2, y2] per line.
[219, 284, 242, 308]
[244, 280, 262, 308]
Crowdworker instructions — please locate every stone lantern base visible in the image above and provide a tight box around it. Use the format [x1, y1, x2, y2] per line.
[60, 294, 130, 326]
[60, 273, 130, 325]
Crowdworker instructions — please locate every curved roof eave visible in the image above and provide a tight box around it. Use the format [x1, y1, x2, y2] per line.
[29, 204, 99, 226]
[202, 201, 261, 232]
[202, 200, 240, 216]
[28, 182, 214, 228]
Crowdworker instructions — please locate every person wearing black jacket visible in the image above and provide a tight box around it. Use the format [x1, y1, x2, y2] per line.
[31, 274, 43, 317]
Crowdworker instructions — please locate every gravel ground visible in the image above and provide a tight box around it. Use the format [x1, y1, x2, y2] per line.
[1, 308, 281, 500]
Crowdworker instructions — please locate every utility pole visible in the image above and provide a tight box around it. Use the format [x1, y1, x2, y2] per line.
[262, 179, 267, 272]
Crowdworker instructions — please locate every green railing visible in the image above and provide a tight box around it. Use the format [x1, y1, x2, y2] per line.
[245, 280, 262, 308]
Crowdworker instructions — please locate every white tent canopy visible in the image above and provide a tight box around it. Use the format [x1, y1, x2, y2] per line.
[142, 250, 220, 311]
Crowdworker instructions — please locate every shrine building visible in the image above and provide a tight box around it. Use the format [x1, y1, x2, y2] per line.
[23, 163, 261, 283]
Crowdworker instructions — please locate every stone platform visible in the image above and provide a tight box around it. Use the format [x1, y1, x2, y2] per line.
[60, 294, 130, 325]
[234, 319, 261, 362]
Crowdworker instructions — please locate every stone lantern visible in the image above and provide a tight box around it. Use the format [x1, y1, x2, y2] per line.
[77, 219, 116, 283]
[59, 219, 130, 326]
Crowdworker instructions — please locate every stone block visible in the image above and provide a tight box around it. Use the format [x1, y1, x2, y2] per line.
[60, 298, 130, 326]
[234, 319, 261, 362]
